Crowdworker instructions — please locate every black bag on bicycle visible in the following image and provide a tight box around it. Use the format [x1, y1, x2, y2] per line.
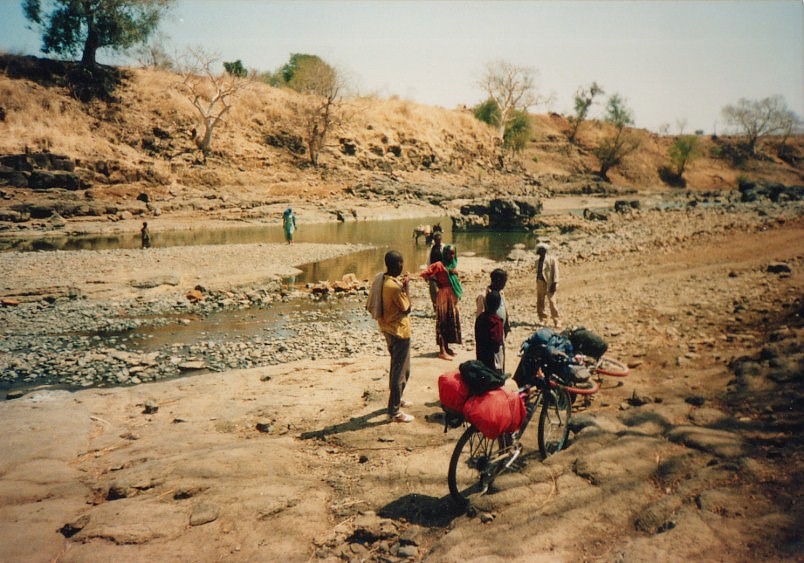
[562, 326, 608, 359]
[459, 360, 507, 396]
[513, 328, 574, 387]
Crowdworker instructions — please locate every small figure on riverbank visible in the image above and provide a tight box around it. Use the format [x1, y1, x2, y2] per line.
[421, 244, 462, 360]
[427, 231, 445, 309]
[475, 290, 505, 373]
[140, 221, 151, 249]
[283, 208, 297, 244]
[535, 241, 560, 327]
[371, 250, 414, 423]
[476, 268, 510, 370]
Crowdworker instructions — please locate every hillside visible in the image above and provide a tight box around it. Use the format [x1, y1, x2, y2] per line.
[0, 55, 801, 228]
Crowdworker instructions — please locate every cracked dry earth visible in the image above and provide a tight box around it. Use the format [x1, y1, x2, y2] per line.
[0, 206, 801, 562]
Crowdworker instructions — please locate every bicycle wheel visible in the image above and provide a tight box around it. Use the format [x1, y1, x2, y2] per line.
[538, 387, 572, 458]
[448, 426, 506, 508]
[513, 390, 543, 456]
[595, 357, 630, 377]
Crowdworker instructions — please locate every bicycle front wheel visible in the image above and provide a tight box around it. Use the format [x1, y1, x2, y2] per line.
[538, 387, 572, 458]
[447, 426, 506, 508]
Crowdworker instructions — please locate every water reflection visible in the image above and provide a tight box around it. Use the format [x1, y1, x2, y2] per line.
[0, 215, 538, 284]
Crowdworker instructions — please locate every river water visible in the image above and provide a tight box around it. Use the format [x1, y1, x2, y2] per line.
[1, 215, 545, 285]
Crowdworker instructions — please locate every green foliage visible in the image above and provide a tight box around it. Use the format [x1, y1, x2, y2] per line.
[594, 93, 639, 179]
[223, 59, 247, 78]
[23, 0, 173, 66]
[503, 110, 531, 153]
[603, 93, 634, 129]
[473, 98, 501, 127]
[568, 81, 603, 143]
[668, 135, 701, 178]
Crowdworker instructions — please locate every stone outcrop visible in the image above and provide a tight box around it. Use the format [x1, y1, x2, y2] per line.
[0, 152, 85, 191]
[452, 197, 543, 231]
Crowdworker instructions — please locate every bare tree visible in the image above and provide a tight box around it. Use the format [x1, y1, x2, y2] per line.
[479, 60, 545, 148]
[287, 56, 345, 166]
[721, 95, 796, 155]
[132, 32, 174, 70]
[177, 47, 248, 157]
[567, 81, 604, 143]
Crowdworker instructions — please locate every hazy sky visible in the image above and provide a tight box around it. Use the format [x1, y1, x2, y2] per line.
[1, 0, 801, 133]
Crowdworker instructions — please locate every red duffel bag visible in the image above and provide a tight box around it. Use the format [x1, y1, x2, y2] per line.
[462, 387, 526, 439]
[438, 369, 471, 414]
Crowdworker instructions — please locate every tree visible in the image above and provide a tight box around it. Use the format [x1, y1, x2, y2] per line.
[567, 81, 603, 143]
[23, 0, 173, 67]
[479, 60, 545, 150]
[178, 48, 249, 157]
[593, 94, 640, 180]
[282, 54, 344, 166]
[223, 60, 247, 78]
[663, 135, 701, 185]
[132, 31, 173, 70]
[721, 95, 797, 155]
[503, 110, 532, 155]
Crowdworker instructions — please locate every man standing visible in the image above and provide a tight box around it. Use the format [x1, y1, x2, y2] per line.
[377, 250, 414, 423]
[535, 242, 560, 327]
[427, 231, 445, 309]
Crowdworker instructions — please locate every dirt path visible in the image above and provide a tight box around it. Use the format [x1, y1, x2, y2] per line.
[0, 213, 801, 562]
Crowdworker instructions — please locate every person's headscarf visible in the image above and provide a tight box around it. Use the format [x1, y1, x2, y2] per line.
[443, 245, 463, 300]
[283, 207, 292, 217]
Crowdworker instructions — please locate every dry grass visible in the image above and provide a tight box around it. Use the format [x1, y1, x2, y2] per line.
[0, 56, 801, 203]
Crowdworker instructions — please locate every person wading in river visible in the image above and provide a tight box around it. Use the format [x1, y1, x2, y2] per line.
[421, 244, 463, 360]
[375, 250, 414, 423]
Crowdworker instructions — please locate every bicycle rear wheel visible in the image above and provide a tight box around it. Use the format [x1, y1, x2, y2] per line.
[595, 357, 630, 377]
[538, 387, 572, 458]
[447, 426, 506, 508]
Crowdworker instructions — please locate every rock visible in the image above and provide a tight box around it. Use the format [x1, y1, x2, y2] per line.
[130, 275, 180, 289]
[667, 425, 746, 458]
[1, 298, 21, 307]
[5, 390, 24, 400]
[59, 514, 91, 537]
[143, 400, 158, 414]
[256, 421, 272, 433]
[189, 503, 220, 526]
[398, 544, 419, 557]
[186, 289, 204, 302]
[685, 395, 706, 407]
[767, 262, 791, 274]
[634, 496, 682, 534]
[178, 360, 206, 371]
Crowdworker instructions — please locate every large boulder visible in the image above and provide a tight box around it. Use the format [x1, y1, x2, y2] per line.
[452, 197, 542, 231]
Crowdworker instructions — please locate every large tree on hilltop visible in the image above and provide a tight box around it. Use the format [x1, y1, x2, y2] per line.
[23, 0, 173, 66]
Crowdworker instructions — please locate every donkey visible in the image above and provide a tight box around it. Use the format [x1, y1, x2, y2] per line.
[413, 223, 443, 244]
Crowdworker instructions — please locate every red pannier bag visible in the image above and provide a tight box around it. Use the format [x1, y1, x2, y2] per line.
[438, 369, 470, 414]
[462, 387, 526, 440]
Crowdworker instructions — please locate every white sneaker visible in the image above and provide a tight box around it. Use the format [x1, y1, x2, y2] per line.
[390, 412, 414, 423]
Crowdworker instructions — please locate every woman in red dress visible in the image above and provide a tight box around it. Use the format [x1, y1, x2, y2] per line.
[421, 245, 463, 360]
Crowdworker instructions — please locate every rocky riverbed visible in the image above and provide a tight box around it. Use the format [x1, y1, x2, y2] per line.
[1, 198, 801, 394]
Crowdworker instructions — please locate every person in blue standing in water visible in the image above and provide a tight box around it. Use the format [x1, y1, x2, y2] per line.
[283, 207, 297, 244]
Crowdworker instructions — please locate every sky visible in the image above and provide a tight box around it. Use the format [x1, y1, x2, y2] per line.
[1, 0, 801, 134]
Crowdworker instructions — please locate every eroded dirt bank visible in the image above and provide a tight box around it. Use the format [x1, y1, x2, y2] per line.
[0, 203, 802, 562]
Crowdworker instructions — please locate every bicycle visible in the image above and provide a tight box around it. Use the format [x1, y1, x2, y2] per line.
[446, 354, 627, 509]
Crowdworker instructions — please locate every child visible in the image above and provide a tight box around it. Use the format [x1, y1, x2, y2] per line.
[474, 290, 504, 373]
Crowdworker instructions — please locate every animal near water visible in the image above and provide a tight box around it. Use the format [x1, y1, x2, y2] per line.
[413, 223, 443, 244]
